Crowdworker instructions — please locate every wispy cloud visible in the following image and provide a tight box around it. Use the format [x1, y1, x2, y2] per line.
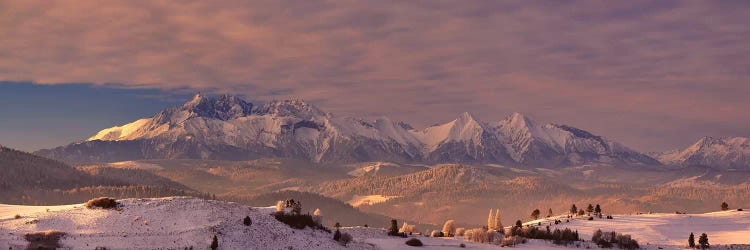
[1, 0, 749, 151]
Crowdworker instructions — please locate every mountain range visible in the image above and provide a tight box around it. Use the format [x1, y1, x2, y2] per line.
[35, 94, 749, 169]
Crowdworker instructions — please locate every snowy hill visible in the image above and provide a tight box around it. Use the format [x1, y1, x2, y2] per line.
[654, 136, 750, 169]
[0, 197, 375, 250]
[37, 94, 659, 168]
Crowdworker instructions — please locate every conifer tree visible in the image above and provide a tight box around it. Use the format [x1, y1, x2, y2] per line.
[688, 232, 695, 248]
[487, 209, 495, 230]
[721, 202, 729, 211]
[570, 204, 578, 214]
[586, 204, 594, 215]
[531, 209, 541, 220]
[547, 208, 553, 218]
[334, 229, 342, 241]
[698, 233, 709, 249]
[594, 204, 602, 216]
[210, 235, 218, 250]
[388, 219, 399, 235]
[493, 209, 502, 230]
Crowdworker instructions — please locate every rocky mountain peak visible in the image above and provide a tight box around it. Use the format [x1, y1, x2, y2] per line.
[255, 99, 325, 119]
[181, 94, 253, 121]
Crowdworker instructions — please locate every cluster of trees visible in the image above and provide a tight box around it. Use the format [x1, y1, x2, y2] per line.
[566, 203, 603, 217]
[487, 209, 503, 230]
[464, 228, 503, 244]
[591, 230, 639, 249]
[688, 232, 710, 249]
[272, 199, 329, 232]
[462, 221, 580, 247]
[507, 222, 580, 245]
[233, 190, 390, 227]
[388, 219, 405, 237]
[530, 208, 560, 220]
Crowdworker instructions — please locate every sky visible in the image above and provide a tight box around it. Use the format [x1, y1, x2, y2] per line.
[0, 0, 749, 152]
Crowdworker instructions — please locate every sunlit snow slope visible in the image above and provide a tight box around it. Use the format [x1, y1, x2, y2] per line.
[0, 197, 374, 250]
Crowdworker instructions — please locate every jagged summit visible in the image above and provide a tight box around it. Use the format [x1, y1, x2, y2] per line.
[254, 99, 325, 119]
[40, 97, 661, 167]
[182, 94, 254, 120]
[505, 112, 536, 129]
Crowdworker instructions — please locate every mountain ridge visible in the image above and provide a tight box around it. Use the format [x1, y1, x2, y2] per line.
[38, 94, 662, 167]
[653, 136, 750, 169]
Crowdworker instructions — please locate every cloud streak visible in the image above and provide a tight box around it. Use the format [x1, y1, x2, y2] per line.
[1, 0, 749, 151]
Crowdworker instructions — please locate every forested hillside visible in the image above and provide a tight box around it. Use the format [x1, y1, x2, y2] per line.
[0, 145, 203, 205]
[0, 146, 106, 191]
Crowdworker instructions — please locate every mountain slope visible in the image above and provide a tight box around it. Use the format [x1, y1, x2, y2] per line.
[655, 136, 750, 169]
[37, 94, 659, 167]
[0, 146, 101, 191]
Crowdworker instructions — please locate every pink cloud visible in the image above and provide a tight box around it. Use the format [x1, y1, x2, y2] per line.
[0, 0, 749, 151]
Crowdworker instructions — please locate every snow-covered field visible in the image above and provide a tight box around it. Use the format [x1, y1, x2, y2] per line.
[537, 210, 750, 248]
[3, 197, 749, 249]
[0, 197, 375, 250]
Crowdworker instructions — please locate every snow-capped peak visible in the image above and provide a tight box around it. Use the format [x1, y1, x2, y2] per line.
[656, 136, 750, 169]
[410, 112, 486, 151]
[507, 112, 536, 129]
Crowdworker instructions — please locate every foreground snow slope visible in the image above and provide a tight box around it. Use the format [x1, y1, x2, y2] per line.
[0, 197, 374, 250]
[3, 197, 748, 249]
[540, 210, 750, 246]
